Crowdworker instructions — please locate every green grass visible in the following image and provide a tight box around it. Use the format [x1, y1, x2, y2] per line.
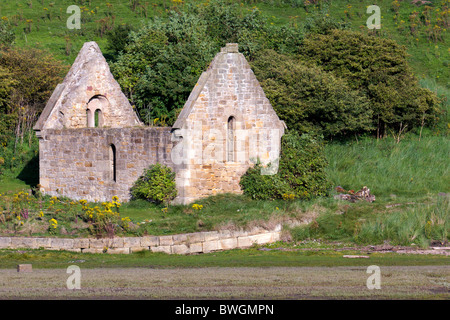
[0, 246, 448, 269]
[0, 0, 448, 87]
[0, 177, 32, 194]
[1, 135, 448, 247]
[287, 135, 450, 246]
[325, 135, 449, 198]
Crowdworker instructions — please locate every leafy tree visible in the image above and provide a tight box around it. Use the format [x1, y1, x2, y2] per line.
[105, 24, 136, 59]
[0, 46, 66, 176]
[251, 49, 373, 137]
[110, 1, 305, 124]
[299, 29, 441, 137]
[111, 13, 218, 125]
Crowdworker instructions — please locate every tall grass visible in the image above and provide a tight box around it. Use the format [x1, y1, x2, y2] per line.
[290, 135, 450, 247]
[325, 136, 450, 198]
[357, 197, 449, 247]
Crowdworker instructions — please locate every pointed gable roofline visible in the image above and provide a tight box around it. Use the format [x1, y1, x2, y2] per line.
[172, 43, 285, 132]
[34, 41, 141, 133]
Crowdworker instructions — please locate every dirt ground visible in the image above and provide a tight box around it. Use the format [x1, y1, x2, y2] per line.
[0, 266, 448, 300]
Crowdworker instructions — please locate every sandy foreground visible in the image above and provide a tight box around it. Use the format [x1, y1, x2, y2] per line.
[0, 266, 448, 299]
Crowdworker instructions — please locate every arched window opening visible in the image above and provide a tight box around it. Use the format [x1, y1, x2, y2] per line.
[86, 109, 93, 127]
[109, 144, 117, 182]
[86, 95, 108, 128]
[227, 116, 235, 162]
[95, 109, 103, 127]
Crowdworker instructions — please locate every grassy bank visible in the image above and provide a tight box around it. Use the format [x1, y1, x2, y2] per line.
[289, 135, 449, 247]
[0, 135, 448, 248]
[325, 135, 449, 198]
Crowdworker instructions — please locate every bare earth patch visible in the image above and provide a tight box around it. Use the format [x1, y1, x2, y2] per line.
[0, 266, 448, 299]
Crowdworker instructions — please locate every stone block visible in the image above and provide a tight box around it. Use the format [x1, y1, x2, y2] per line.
[203, 240, 219, 253]
[0, 237, 11, 249]
[172, 244, 190, 255]
[73, 238, 90, 249]
[203, 231, 219, 242]
[248, 233, 273, 245]
[188, 242, 203, 254]
[17, 264, 32, 272]
[159, 235, 174, 246]
[107, 248, 130, 254]
[172, 234, 188, 245]
[237, 236, 253, 248]
[150, 246, 172, 254]
[272, 232, 281, 242]
[89, 238, 108, 248]
[219, 237, 238, 250]
[141, 236, 159, 247]
[35, 238, 52, 248]
[186, 232, 205, 244]
[10, 237, 36, 249]
[123, 237, 140, 248]
[51, 238, 74, 250]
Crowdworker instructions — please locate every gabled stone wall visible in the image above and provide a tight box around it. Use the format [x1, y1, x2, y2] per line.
[171, 43, 285, 204]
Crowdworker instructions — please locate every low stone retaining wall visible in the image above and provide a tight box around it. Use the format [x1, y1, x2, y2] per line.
[0, 225, 282, 255]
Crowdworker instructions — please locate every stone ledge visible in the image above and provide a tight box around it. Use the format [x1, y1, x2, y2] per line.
[0, 224, 282, 255]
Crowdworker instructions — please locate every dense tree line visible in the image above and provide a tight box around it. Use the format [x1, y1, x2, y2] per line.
[109, 1, 441, 139]
[0, 21, 66, 175]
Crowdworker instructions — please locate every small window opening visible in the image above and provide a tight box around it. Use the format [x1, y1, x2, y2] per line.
[227, 116, 235, 162]
[109, 144, 116, 182]
[95, 109, 103, 127]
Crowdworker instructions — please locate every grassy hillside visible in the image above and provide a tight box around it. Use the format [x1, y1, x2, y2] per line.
[0, 0, 448, 88]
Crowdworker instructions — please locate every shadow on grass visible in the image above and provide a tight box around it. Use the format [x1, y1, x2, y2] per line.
[16, 155, 39, 188]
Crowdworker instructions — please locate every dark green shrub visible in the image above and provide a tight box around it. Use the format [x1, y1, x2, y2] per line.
[130, 163, 177, 205]
[251, 49, 373, 138]
[299, 29, 441, 137]
[238, 160, 290, 200]
[240, 132, 331, 200]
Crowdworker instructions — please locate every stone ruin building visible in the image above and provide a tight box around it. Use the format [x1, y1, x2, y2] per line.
[33, 42, 285, 204]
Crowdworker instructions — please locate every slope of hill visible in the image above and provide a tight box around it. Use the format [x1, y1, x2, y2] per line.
[0, 0, 448, 89]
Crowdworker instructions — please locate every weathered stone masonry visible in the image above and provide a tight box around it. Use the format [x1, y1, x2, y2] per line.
[0, 225, 282, 254]
[38, 127, 174, 202]
[34, 41, 285, 204]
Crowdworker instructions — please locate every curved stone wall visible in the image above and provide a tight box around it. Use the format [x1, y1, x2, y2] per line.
[0, 225, 282, 255]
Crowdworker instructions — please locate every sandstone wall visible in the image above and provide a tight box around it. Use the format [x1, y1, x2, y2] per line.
[0, 225, 281, 254]
[38, 127, 174, 202]
[171, 43, 285, 204]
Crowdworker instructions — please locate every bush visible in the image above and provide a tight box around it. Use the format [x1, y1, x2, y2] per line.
[299, 29, 441, 137]
[0, 21, 15, 46]
[130, 163, 177, 205]
[251, 49, 373, 138]
[240, 132, 331, 200]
